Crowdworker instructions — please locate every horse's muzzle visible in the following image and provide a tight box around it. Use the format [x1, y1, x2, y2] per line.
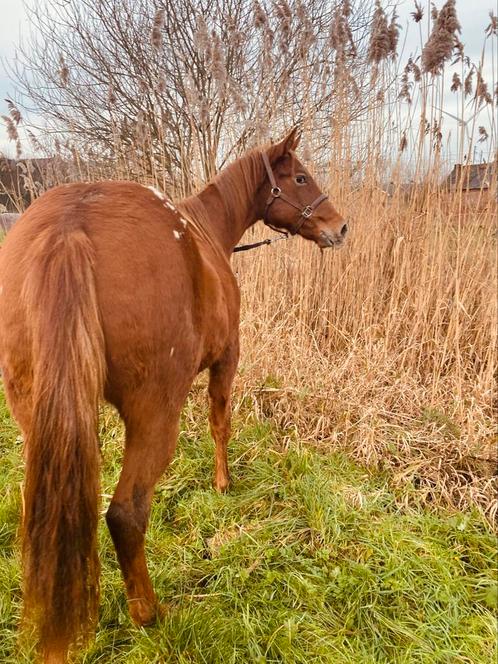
[318, 223, 348, 249]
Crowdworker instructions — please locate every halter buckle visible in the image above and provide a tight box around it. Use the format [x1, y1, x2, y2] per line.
[302, 205, 313, 218]
[271, 186, 281, 197]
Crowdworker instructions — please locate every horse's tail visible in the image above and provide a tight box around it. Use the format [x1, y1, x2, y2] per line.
[22, 224, 105, 658]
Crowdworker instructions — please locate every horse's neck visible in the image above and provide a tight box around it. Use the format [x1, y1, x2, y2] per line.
[195, 186, 256, 255]
[180, 154, 264, 256]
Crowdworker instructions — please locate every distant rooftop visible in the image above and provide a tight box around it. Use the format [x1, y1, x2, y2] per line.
[445, 162, 496, 191]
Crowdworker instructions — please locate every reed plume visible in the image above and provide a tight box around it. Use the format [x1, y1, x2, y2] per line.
[368, 1, 391, 64]
[151, 9, 165, 51]
[1, 115, 19, 142]
[421, 0, 461, 75]
[58, 54, 70, 87]
[450, 72, 461, 92]
[411, 1, 423, 23]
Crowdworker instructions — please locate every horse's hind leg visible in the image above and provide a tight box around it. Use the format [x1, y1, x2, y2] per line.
[106, 392, 183, 626]
[209, 342, 239, 493]
[2, 365, 32, 440]
[2, 366, 32, 527]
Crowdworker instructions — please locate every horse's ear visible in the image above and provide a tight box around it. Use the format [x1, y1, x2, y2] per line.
[268, 126, 302, 163]
[280, 126, 301, 153]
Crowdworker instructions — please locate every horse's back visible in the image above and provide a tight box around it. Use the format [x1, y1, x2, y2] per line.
[0, 181, 237, 409]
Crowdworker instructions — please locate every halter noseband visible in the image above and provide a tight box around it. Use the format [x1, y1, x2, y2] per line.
[261, 152, 328, 236]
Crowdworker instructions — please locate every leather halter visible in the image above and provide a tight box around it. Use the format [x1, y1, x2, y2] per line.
[261, 152, 328, 236]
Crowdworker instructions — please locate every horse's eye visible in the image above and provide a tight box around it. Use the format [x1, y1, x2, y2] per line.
[295, 174, 307, 185]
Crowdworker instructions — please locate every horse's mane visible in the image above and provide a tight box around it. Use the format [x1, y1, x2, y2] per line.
[178, 147, 267, 233]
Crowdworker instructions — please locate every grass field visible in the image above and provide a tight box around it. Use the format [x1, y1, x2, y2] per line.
[1, 387, 496, 663]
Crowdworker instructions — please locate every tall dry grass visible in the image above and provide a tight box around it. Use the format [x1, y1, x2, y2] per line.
[226, 2, 496, 524]
[233, 185, 496, 523]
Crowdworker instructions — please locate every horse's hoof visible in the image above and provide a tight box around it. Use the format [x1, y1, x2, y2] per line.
[44, 650, 67, 664]
[214, 476, 231, 493]
[129, 598, 160, 627]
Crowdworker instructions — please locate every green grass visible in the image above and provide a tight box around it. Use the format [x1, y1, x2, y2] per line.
[0, 387, 496, 663]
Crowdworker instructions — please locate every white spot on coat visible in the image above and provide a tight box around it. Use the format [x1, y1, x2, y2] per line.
[170, 346, 175, 357]
[144, 185, 179, 212]
[173, 230, 182, 240]
[146, 185, 166, 201]
[180, 217, 187, 228]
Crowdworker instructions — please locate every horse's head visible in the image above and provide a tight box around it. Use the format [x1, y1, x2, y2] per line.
[259, 128, 348, 249]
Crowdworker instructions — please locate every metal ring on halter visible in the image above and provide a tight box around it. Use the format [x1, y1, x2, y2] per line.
[301, 206, 313, 218]
[271, 187, 281, 197]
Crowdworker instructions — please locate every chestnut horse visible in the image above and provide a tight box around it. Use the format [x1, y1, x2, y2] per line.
[0, 128, 347, 662]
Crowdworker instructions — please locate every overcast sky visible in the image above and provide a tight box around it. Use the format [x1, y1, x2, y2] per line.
[0, 0, 496, 161]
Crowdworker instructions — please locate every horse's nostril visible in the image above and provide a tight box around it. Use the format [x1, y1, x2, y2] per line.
[340, 223, 348, 237]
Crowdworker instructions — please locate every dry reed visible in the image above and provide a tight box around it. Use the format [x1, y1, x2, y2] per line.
[231, 186, 497, 525]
